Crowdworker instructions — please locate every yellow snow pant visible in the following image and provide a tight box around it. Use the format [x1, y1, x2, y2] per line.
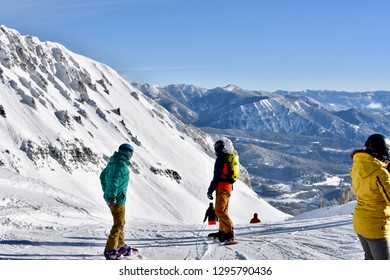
[105, 204, 126, 252]
[215, 190, 234, 233]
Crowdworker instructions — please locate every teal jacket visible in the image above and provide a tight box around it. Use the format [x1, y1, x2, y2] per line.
[100, 151, 130, 205]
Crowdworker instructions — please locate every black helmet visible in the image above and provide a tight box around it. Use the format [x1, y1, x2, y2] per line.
[364, 134, 390, 161]
[214, 140, 225, 154]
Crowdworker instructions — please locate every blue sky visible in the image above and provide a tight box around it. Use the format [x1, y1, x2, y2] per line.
[2, 0, 389, 91]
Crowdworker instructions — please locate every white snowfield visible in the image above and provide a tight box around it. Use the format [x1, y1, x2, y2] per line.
[0, 167, 361, 260]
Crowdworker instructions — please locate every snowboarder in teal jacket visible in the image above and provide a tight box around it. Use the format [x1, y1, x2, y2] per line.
[100, 143, 134, 260]
[100, 151, 130, 205]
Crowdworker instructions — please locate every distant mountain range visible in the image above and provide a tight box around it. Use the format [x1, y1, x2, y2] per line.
[135, 83, 390, 139]
[134, 83, 390, 214]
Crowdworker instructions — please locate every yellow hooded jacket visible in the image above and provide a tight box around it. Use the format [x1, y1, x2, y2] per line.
[350, 151, 390, 239]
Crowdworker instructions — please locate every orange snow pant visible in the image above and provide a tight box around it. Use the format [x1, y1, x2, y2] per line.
[215, 190, 234, 233]
[106, 204, 126, 252]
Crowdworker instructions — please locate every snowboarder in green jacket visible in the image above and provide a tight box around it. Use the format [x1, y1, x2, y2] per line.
[100, 143, 134, 260]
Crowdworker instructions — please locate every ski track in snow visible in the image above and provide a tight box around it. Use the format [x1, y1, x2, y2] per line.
[0, 212, 363, 260]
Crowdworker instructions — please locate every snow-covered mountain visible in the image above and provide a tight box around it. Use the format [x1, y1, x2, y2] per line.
[134, 84, 390, 215]
[136, 83, 390, 139]
[0, 23, 289, 240]
[276, 89, 390, 112]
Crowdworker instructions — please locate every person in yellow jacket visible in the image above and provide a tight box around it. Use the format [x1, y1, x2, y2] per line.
[350, 134, 390, 260]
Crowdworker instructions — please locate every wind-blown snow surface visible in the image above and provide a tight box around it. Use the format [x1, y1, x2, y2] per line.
[0, 165, 361, 260]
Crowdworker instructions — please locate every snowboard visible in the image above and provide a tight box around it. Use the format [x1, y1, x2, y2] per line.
[207, 233, 238, 245]
[121, 248, 139, 260]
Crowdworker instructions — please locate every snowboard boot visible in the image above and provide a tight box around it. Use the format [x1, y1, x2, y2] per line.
[208, 231, 223, 239]
[224, 231, 235, 242]
[218, 231, 235, 243]
[104, 249, 123, 260]
[118, 244, 132, 257]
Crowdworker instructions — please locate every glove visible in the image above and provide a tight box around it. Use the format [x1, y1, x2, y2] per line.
[107, 198, 117, 206]
[207, 192, 213, 200]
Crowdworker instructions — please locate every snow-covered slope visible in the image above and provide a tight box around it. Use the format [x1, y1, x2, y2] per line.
[0, 167, 361, 260]
[0, 23, 289, 241]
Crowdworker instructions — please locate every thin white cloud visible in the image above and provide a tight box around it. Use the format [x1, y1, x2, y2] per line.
[120, 65, 205, 72]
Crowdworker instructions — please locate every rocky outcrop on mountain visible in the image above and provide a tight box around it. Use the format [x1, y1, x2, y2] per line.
[0, 25, 214, 176]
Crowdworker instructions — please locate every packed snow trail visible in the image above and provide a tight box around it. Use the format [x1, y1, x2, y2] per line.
[0, 207, 362, 260]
